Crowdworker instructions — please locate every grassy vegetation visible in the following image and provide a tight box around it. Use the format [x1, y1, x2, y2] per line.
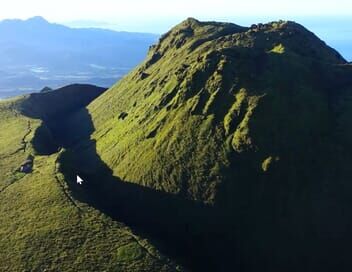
[64, 18, 352, 271]
[0, 154, 176, 271]
[270, 43, 285, 54]
[0, 89, 180, 271]
[78, 18, 346, 202]
[0, 97, 40, 191]
[2, 18, 352, 271]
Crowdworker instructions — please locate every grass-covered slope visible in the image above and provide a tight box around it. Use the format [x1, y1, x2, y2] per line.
[0, 88, 180, 271]
[68, 19, 352, 270]
[0, 97, 40, 191]
[81, 18, 348, 201]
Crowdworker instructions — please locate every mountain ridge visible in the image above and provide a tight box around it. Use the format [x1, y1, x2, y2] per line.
[0, 85, 181, 271]
[1, 18, 352, 271]
[63, 18, 352, 271]
[0, 16, 158, 36]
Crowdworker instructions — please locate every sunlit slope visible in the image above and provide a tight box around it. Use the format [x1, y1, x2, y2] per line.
[83, 18, 351, 203]
[67, 19, 352, 270]
[0, 97, 40, 191]
[0, 90, 179, 271]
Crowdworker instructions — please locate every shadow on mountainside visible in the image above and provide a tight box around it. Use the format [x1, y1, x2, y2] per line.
[22, 65, 352, 272]
[17, 85, 236, 270]
[35, 107, 236, 271]
[25, 103, 352, 271]
[51, 106, 351, 272]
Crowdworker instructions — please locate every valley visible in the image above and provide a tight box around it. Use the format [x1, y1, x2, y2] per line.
[0, 65, 128, 99]
[0, 16, 158, 99]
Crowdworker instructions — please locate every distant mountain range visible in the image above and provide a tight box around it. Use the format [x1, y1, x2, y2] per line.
[0, 16, 158, 98]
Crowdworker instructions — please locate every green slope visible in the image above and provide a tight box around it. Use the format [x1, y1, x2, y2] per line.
[64, 19, 352, 271]
[81, 18, 348, 201]
[0, 86, 180, 271]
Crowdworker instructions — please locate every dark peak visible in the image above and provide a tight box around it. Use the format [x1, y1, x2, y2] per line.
[146, 18, 346, 72]
[246, 20, 346, 64]
[164, 17, 245, 39]
[180, 17, 201, 27]
[40, 86, 53, 93]
[166, 17, 202, 37]
[273, 20, 313, 34]
[177, 17, 245, 32]
[149, 18, 246, 60]
[249, 20, 305, 32]
[185, 17, 199, 23]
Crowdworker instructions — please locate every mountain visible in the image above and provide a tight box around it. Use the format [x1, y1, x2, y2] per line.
[58, 18, 352, 271]
[2, 18, 352, 272]
[0, 17, 158, 98]
[0, 85, 180, 271]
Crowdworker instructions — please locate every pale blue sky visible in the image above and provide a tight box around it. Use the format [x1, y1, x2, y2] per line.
[1, 0, 351, 60]
[1, 0, 351, 33]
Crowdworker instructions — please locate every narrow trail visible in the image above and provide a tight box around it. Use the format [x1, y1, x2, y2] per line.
[22, 120, 32, 152]
[0, 119, 32, 161]
[0, 120, 33, 193]
[54, 153, 82, 213]
[25, 109, 210, 271]
[8, 120, 32, 156]
[126, 231, 162, 261]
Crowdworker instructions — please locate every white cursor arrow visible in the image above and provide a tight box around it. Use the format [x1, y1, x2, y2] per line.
[76, 175, 84, 185]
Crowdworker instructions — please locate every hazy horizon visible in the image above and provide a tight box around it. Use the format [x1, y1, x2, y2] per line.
[1, 0, 351, 32]
[0, 0, 350, 98]
[1, 15, 350, 61]
[2, 14, 351, 34]
[1, 0, 350, 59]
[62, 15, 352, 61]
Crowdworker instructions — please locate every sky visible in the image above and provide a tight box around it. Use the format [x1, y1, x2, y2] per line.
[0, 0, 352, 33]
[0, 0, 351, 60]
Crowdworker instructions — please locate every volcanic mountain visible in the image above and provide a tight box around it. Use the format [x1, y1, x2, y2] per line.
[62, 18, 352, 271]
[2, 18, 352, 272]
